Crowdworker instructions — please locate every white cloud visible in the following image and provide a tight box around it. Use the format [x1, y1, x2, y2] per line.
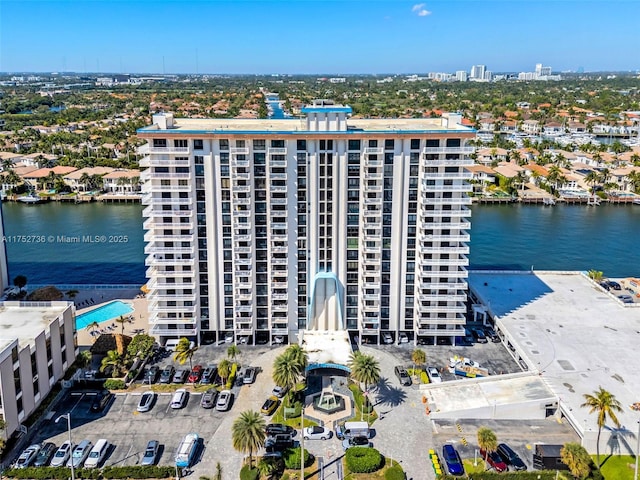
[412, 3, 431, 16]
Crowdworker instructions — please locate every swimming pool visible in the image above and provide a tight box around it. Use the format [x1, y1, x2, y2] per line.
[76, 300, 134, 330]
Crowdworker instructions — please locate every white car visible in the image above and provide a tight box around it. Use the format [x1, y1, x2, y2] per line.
[427, 366, 442, 384]
[382, 332, 393, 344]
[216, 390, 233, 411]
[170, 389, 188, 409]
[303, 426, 332, 440]
[398, 333, 409, 344]
[137, 391, 156, 412]
[50, 441, 73, 467]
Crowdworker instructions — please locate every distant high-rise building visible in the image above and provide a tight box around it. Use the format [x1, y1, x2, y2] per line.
[483, 71, 493, 82]
[470, 65, 486, 80]
[138, 104, 475, 347]
[455, 71, 468, 82]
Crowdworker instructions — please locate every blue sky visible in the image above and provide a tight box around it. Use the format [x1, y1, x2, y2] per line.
[1, 0, 638, 74]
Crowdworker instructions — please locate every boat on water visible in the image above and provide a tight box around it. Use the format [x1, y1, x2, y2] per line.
[17, 193, 42, 204]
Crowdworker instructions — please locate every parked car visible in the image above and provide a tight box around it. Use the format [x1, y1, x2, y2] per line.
[497, 443, 527, 471]
[481, 449, 507, 472]
[618, 295, 634, 304]
[159, 365, 175, 384]
[33, 442, 57, 467]
[382, 332, 393, 344]
[442, 444, 464, 476]
[608, 280, 622, 290]
[303, 426, 332, 440]
[51, 441, 73, 467]
[170, 389, 188, 409]
[243, 367, 257, 384]
[67, 440, 93, 468]
[261, 396, 280, 415]
[91, 390, 113, 412]
[84, 439, 110, 468]
[200, 365, 217, 384]
[15, 445, 40, 469]
[137, 391, 156, 412]
[265, 435, 294, 453]
[172, 369, 189, 384]
[188, 365, 203, 383]
[201, 389, 218, 409]
[144, 365, 160, 384]
[265, 424, 295, 437]
[472, 328, 488, 343]
[342, 436, 372, 450]
[272, 385, 289, 398]
[141, 440, 160, 466]
[216, 390, 233, 411]
[427, 366, 442, 384]
[484, 327, 500, 343]
[394, 366, 412, 386]
[398, 332, 409, 344]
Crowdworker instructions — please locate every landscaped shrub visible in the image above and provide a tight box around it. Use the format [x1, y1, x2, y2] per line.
[2, 466, 176, 479]
[226, 362, 238, 389]
[103, 378, 126, 390]
[282, 446, 312, 469]
[3, 467, 71, 479]
[101, 465, 175, 478]
[345, 447, 383, 473]
[441, 472, 558, 480]
[384, 465, 405, 480]
[239, 465, 259, 480]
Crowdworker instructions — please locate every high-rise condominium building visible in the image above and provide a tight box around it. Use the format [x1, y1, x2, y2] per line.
[138, 101, 474, 346]
[470, 64, 486, 80]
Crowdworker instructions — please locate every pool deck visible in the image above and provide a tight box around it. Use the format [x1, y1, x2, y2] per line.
[73, 288, 149, 346]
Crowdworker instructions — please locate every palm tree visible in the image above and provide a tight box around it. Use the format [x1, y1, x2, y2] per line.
[85, 321, 100, 334]
[477, 427, 498, 470]
[285, 344, 308, 372]
[587, 270, 604, 282]
[348, 351, 381, 392]
[217, 359, 231, 385]
[227, 344, 240, 362]
[581, 386, 622, 467]
[214, 462, 222, 480]
[100, 350, 124, 378]
[173, 337, 199, 370]
[272, 351, 303, 398]
[79, 173, 91, 192]
[115, 315, 127, 335]
[584, 171, 599, 194]
[257, 456, 282, 479]
[75, 350, 92, 370]
[411, 348, 426, 374]
[231, 410, 266, 468]
[560, 442, 591, 479]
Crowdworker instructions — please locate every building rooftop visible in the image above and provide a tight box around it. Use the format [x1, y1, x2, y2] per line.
[469, 270, 640, 437]
[0, 301, 71, 352]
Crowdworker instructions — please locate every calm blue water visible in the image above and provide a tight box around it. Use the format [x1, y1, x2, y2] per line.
[76, 300, 134, 329]
[266, 95, 286, 119]
[2, 201, 638, 285]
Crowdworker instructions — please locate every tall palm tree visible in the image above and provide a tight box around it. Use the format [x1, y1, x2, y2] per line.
[75, 350, 92, 370]
[115, 316, 127, 335]
[272, 351, 303, 397]
[348, 351, 381, 392]
[411, 348, 427, 373]
[477, 427, 498, 470]
[560, 442, 591, 479]
[227, 344, 240, 362]
[285, 344, 308, 372]
[79, 173, 91, 192]
[231, 410, 266, 468]
[217, 359, 231, 385]
[584, 171, 599, 194]
[581, 386, 622, 467]
[173, 337, 199, 370]
[100, 350, 124, 378]
[85, 321, 100, 334]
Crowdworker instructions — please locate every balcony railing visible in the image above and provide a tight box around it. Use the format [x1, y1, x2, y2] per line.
[150, 326, 198, 336]
[149, 146, 190, 154]
[422, 208, 472, 218]
[268, 147, 288, 155]
[230, 147, 250, 155]
[422, 147, 475, 155]
[421, 172, 473, 180]
[363, 147, 384, 155]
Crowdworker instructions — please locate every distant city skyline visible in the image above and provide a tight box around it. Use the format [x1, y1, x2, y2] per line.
[1, 0, 639, 74]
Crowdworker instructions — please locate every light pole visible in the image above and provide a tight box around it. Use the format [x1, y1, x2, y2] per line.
[631, 402, 640, 480]
[55, 413, 75, 480]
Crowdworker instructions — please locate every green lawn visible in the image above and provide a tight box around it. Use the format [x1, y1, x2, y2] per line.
[596, 454, 637, 480]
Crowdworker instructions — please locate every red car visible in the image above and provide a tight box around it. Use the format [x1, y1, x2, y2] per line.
[481, 449, 508, 472]
[188, 365, 203, 383]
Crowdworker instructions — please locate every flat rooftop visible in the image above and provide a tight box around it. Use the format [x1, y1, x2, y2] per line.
[469, 271, 640, 435]
[138, 117, 473, 134]
[0, 301, 71, 352]
[300, 330, 353, 366]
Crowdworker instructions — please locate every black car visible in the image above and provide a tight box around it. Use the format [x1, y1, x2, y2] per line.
[265, 424, 295, 437]
[394, 366, 412, 386]
[484, 327, 501, 343]
[171, 369, 188, 384]
[32, 442, 57, 467]
[471, 328, 488, 344]
[159, 365, 175, 384]
[200, 365, 217, 385]
[497, 443, 527, 471]
[608, 280, 622, 291]
[91, 390, 113, 412]
[144, 366, 160, 384]
[264, 435, 294, 453]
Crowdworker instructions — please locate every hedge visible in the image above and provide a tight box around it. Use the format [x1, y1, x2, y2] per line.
[239, 465, 259, 480]
[441, 472, 560, 480]
[3, 465, 176, 479]
[103, 379, 126, 390]
[345, 447, 383, 473]
[384, 465, 405, 480]
[226, 363, 238, 389]
[282, 446, 313, 469]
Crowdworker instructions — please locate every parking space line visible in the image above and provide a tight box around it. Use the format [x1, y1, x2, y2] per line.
[121, 444, 134, 466]
[69, 393, 85, 414]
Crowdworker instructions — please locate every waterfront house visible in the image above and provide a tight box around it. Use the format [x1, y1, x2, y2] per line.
[493, 162, 524, 180]
[102, 169, 141, 194]
[22, 166, 77, 190]
[477, 147, 508, 165]
[21, 153, 58, 167]
[500, 120, 518, 134]
[522, 119, 540, 134]
[0, 152, 22, 168]
[63, 166, 115, 192]
[610, 167, 640, 192]
[521, 163, 549, 184]
[466, 165, 496, 194]
[567, 122, 587, 134]
[543, 122, 564, 135]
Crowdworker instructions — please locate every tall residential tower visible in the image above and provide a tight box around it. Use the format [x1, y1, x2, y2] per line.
[138, 102, 474, 346]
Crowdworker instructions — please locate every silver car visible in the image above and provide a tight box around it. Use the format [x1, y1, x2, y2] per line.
[216, 390, 233, 411]
[15, 444, 40, 468]
[67, 440, 92, 468]
[50, 441, 73, 467]
[137, 391, 156, 412]
[141, 440, 159, 466]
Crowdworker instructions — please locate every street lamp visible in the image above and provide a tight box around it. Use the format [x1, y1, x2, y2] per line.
[631, 402, 640, 480]
[55, 413, 75, 480]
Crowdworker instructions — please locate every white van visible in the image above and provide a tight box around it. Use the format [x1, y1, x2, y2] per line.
[164, 339, 195, 351]
[84, 439, 109, 468]
[335, 421, 370, 440]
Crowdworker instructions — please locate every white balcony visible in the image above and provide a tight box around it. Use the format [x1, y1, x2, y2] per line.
[268, 147, 288, 155]
[423, 208, 472, 218]
[235, 328, 255, 336]
[422, 147, 475, 155]
[363, 183, 383, 192]
[364, 157, 382, 166]
[272, 293, 288, 301]
[233, 172, 250, 180]
[137, 144, 150, 155]
[149, 146, 190, 154]
[418, 293, 467, 302]
[144, 220, 194, 230]
[235, 292, 252, 302]
[271, 304, 288, 312]
[270, 185, 287, 193]
[148, 303, 197, 314]
[142, 195, 193, 206]
[270, 172, 287, 180]
[144, 245, 195, 255]
[151, 293, 197, 302]
[230, 147, 250, 155]
[423, 183, 473, 193]
[271, 232, 288, 241]
[140, 156, 191, 167]
[232, 185, 251, 193]
[361, 303, 379, 313]
[147, 184, 192, 193]
[271, 326, 289, 335]
[233, 221, 252, 230]
[419, 281, 468, 290]
[149, 172, 192, 180]
[235, 269, 252, 278]
[150, 326, 198, 336]
[271, 258, 288, 265]
[419, 234, 471, 242]
[363, 147, 384, 155]
[232, 157, 250, 167]
[418, 244, 470, 254]
[361, 292, 380, 302]
[416, 303, 466, 313]
[361, 243, 381, 254]
[270, 197, 287, 205]
[234, 197, 251, 205]
[416, 316, 466, 327]
[421, 221, 471, 230]
[271, 245, 288, 253]
[144, 232, 193, 242]
[270, 222, 288, 230]
[145, 256, 195, 267]
[235, 246, 252, 254]
[422, 171, 473, 180]
[424, 158, 474, 167]
[419, 196, 472, 206]
[234, 258, 253, 266]
[235, 305, 254, 313]
[363, 172, 383, 180]
[361, 327, 380, 335]
[143, 206, 193, 218]
[418, 256, 469, 267]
